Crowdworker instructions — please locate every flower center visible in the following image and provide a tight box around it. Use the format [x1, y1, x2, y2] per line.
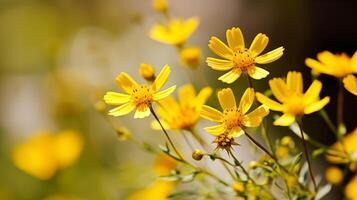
[131, 85, 153, 110]
[283, 94, 305, 116]
[223, 108, 244, 130]
[233, 48, 255, 72]
[213, 133, 236, 150]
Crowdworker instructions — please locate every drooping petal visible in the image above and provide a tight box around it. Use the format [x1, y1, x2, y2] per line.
[218, 69, 241, 84]
[178, 84, 196, 107]
[103, 92, 131, 105]
[204, 124, 226, 136]
[238, 88, 255, 114]
[273, 114, 296, 126]
[152, 65, 171, 91]
[256, 93, 284, 111]
[269, 78, 290, 102]
[255, 47, 284, 64]
[226, 27, 245, 49]
[208, 37, 233, 60]
[303, 80, 322, 104]
[206, 57, 233, 71]
[200, 105, 223, 122]
[287, 71, 303, 94]
[343, 75, 357, 96]
[243, 105, 270, 127]
[218, 88, 236, 110]
[153, 85, 176, 101]
[249, 33, 269, 57]
[247, 67, 269, 80]
[229, 127, 244, 138]
[108, 103, 135, 117]
[304, 97, 330, 114]
[115, 73, 138, 93]
[134, 107, 151, 119]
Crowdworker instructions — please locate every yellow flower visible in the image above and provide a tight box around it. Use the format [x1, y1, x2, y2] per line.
[126, 181, 175, 200]
[152, 0, 168, 13]
[152, 84, 212, 130]
[12, 130, 83, 180]
[256, 71, 330, 126]
[326, 128, 357, 165]
[305, 51, 357, 78]
[200, 88, 269, 137]
[180, 47, 201, 68]
[139, 63, 156, 82]
[345, 175, 357, 200]
[149, 17, 199, 46]
[153, 154, 177, 176]
[325, 166, 343, 185]
[343, 75, 357, 95]
[206, 27, 284, 83]
[103, 65, 176, 118]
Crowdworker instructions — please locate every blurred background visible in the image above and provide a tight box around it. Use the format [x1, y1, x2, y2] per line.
[0, 0, 356, 199]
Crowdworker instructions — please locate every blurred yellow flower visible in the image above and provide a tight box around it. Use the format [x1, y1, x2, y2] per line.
[200, 88, 269, 137]
[152, 84, 212, 130]
[180, 47, 201, 68]
[345, 175, 357, 200]
[152, 0, 168, 13]
[126, 181, 175, 200]
[325, 166, 343, 185]
[256, 71, 330, 126]
[103, 65, 176, 118]
[206, 27, 284, 83]
[139, 63, 156, 82]
[149, 17, 199, 46]
[12, 130, 83, 180]
[343, 75, 357, 95]
[305, 51, 357, 78]
[326, 128, 357, 165]
[153, 154, 177, 176]
[275, 146, 289, 159]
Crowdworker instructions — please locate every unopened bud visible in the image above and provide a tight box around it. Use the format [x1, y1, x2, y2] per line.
[152, 0, 168, 13]
[180, 47, 201, 69]
[115, 127, 131, 141]
[192, 149, 204, 161]
[139, 63, 156, 82]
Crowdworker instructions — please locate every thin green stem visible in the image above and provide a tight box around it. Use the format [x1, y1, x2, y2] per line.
[246, 74, 253, 88]
[319, 109, 337, 135]
[337, 80, 344, 129]
[227, 149, 255, 184]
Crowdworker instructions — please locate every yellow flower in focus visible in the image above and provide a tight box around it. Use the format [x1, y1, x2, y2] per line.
[206, 27, 284, 83]
[325, 166, 343, 185]
[12, 130, 83, 180]
[149, 17, 199, 46]
[152, 84, 212, 130]
[343, 75, 357, 95]
[326, 128, 357, 165]
[153, 154, 177, 176]
[152, 0, 168, 13]
[345, 175, 357, 200]
[180, 47, 201, 68]
[200, 88, 269, 137]
[256, 71, 330, 126]
[103, 65, 176, 118]
[305, 51, 357, 78]
[139, 63, 156, 82]
[126, 181, 175, 200]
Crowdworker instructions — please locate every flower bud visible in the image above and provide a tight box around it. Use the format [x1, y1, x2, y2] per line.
[139, 63, 156, 82]
[281, 136, 294, 147]
[94, 100, 106, 113]
[192, 149, 204, 161]
[180, 47, 201, 69]
[325, 166, 343, 185]
[152, 0, 168, 13]
[115, 127, 131, 141]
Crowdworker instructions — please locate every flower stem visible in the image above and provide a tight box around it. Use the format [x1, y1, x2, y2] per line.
[337, 80, 344, 129]
[227, 149, 255, 184]
[296, 119, 317, 191]
[246, 74, 253, 88]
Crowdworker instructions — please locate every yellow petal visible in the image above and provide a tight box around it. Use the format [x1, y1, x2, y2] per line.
[134, 107, 151, 118]
[243, 105, 270, 127]
[200, 105, 223, 122]
[103, 92, 131, 105]
[151, 120, 171, 130]
[108, 103, 135, 117]
[54, 130, 83, 169]
[152, 65, 171, 91]
[226, 27, 245, 49]
[195, 87, 213, 106]
[247, 67, 269, 80]
[303, 80, 322, 104]
[317, 51, 336, 65]
[249, 33, 269, 57]
[218, 69, 242, 83]
[218, 88, 236, 110]
[178, 84, 196, 106]
[305, 58, 334, 76]
[269, 78, 290, 102]
[287, 71, 303, 94]
[343, 75, 357, 96]
[204, 124, 226, 136]
[238, 88, 255, 114]
[255, 47, 284, 64]
[304, 96, 330, 114]
[351, 51, 357, 70]
[153, 85, 176, 101]
[206, 57, 233, 71]
[115, 73, 138, 93]
[273, 114, 295, 126]
[229, 127, 244, 138]
[256, 92, 283, 111]
[208, 36, 233, 60]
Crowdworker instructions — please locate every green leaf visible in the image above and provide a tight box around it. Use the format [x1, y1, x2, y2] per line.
[312, 148, 326, 158]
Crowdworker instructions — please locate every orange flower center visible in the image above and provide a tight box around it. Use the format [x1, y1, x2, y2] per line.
[233, 48, 255, 72]
[283, 94, 305, 116]
[131, 85, 153, 110]
[223, 108, 244, 130]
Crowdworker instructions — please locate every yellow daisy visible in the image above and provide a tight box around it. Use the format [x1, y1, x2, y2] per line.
[152, 84, 212, 130]
[256, 71, 330, 126]
[326, 128, 357, 165]
[305, 51, 357, 78]
[343, 74, 357, 95]
[206, 27, 284, 83]
[149, 17, 199, 46]
[200, 88, 269, 137]
[103, 65, 176, 118]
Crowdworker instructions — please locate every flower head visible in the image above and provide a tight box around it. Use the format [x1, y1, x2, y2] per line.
[206, 27, 284, 83]
[180, 46, 201, 68]
[149, 17, 199, 46]
[103, 65, 176, 119]
[256, 71, 330, 126]
[152, 0, 168, 13]
[139, 63, 156, 82]
[305, 51, 357, 78]
[200, 88, 269, 137]
[343, 75, 357, 95]
[152, 84, 212, 130]
[326, 128, 357, 165]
